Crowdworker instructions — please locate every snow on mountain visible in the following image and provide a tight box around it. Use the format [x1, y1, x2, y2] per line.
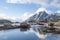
[0, 8, 60, 22]
[26, 8, 60, 22]
[36, 11, 49, 21]
[36, 7, 52, 15]
[26, 8, 51, 22]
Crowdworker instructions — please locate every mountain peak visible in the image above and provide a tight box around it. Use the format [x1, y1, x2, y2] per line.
[36, 8, 47, 13]
[36, 8, 52, 15]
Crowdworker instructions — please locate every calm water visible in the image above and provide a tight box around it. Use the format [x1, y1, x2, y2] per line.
[0, 25, 60, 40]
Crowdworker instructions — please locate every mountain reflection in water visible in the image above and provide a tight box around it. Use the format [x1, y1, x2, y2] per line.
[0, 25, 60, 40]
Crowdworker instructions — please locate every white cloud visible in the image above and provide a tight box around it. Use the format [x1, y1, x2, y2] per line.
[6, 0, 48, 5]
[20, 12, 33, 21]
[0, 13, 8, 19]
[6, 0, 60, 9]
[0, 12, 33, 22]
[57, 11, 60, 13]
[0, 13, 19, 22]
[7, 0, 18, 3]
[50, 0, 60, 8]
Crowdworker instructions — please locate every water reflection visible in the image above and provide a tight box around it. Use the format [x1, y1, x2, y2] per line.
[19, 25, 47, 40]
[0, 25, 60, 40]
[31, 25, 60, 40]
[31, 25, 47, 40]
[20, 28, 30, 31]
[0, 28, 40, 40]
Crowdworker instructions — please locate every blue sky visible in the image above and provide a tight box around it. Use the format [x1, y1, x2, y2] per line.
[0, 0, 40, 17]
[0, 0, 60, 21]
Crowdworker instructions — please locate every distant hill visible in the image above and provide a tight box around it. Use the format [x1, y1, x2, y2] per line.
[0, 19, 12, 24]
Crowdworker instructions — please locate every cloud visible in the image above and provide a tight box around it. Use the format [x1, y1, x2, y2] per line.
[20, 12, 33, 21]
[6, 0, 60, 9]
[57, 11, 60, 13]
[0, 13, 8, 19]
[6, 0, 48, 5]
[50, 0, 60, 8]
[0, 12, 33, 22]
[0, 13, 19, 22]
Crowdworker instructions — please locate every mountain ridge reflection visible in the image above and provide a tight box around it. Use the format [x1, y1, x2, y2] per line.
[20, 25, 60, 40]
[0, 25, 60, 40]
[19, 25, 47, 40]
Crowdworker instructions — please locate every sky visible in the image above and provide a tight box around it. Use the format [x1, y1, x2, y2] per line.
[0, 0, 60, 21]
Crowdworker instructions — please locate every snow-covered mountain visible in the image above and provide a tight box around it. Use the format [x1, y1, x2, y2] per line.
[26, 8, 49, 22]
[25, 8, 60, 22]
[27, 11, 48, 22]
